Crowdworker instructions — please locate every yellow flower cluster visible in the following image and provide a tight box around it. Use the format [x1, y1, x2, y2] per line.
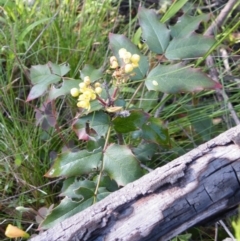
[110, 48, 140, 74]
[70, 76, 102, 110]
[109, 48, 140, 85]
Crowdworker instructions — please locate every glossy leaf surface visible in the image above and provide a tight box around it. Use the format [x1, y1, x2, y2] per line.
[145, 64, 221, 94]
[103, 144, 144, 186]
[165, 34, 215, 60]
[45, 148, 102, 178]
[138, 7, 170, 54]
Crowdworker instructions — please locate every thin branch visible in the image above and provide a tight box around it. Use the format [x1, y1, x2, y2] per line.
[204, 0, 239, 36]
[204, 0, 240, 126]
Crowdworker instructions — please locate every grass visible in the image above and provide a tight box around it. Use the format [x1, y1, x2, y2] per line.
[0, 0, 240, 240]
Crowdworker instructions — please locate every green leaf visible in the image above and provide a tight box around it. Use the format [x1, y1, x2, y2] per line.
[30, 62, 70, 84]
[35, 101, 56, 130]
[165, 34, 215, 60]
[49, 79, 80, 100]
[19, 18, 51, 42]
[44, 148, 102, 178]
[160, 0, 188, 23]
[109, 33, 149, 80]
[99, 175, 118, 192]
[138, 91, 159, 112]
[189, 111, 213, 141]
[112, 110, 149, 133]
[132, 27, 142, 46]
[103, 144, 144, 186]
[40, 196, 94, 229]
[138, 7, 170, 54]
[141, 117, 170, 146]
[170, 14, 209, 38]
[72, 111, 111, 140]
[80, 65, 103, 81]
[60, 179, 95, 199]
[27, 62, 70, 101]
[145, 63, 221, 94]
[132, 143, 158, 162]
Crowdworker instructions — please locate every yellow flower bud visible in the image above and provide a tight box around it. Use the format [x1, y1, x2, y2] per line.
[131, 54, 140, 64]
[123, 57, 131, 64]
[77, 100, 90, 109]
[79, 82, 86, 89]
[110, 60, 119, 69]
[78, 94, 85, 100]
[124, 51, 132, 59]
[84, 76, 91, 85]
[125, 63, 134, 73]
[131, 62, 139, 68]
[5, 224, 30, 239]
[70, 88, 80, 97]
[110, 56, 117, 63]
[83, 89, 93, 100]
[91, 93, 96, 100]
[95, 87, 102, 94]
[94, 82, 101, 87]
[118, 48, 127, 58]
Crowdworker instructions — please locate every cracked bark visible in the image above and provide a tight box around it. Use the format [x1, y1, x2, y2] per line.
[30, 125, 240, 241]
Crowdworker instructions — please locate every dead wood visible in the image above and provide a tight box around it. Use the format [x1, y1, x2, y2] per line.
[30, 125, 240, 241]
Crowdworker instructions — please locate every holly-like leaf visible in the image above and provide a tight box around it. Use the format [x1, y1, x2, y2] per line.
[40, 179, 112, 229]
[132, 143, 158, 162]
[35, 101, 56, 130]
[60, 179, 95, 199]
[49, 79, 80, 100]
[99, 175, 118, 192]
[112, 110, 149, 133]
[27, 62, 70, 101]
[165, 34, 215, 60]
[138, 7, 170, 54]
[109, 33, 149, 80]
[72, 111, 111, 140]
[44, 148, 102, 178]
[103, 144, 144, 186]
[141, 117, 170, 146]
[170, 14, 209, 38]
[40, 195, 94, 229]
[145, 63, 222, 94]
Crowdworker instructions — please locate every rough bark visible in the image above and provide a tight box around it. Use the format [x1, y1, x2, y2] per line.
[30, 125, 240, 241]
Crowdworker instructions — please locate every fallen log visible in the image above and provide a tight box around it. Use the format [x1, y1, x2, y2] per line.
[30, 125, 240, 241]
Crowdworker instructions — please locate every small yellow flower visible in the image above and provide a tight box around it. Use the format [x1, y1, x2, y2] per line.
[118, 48, 127, 58]
[94, 82, 101, 87]
[131, 54, 140, 64]
[83, 76, 91, 85]
[79, 82, 86, 89]
[77, 100, 90, 109]
[131, 62, 139, 68]
[110, 56, 117, 62]
[5, 224, 30, 239]
[70, 88, 80, 97]
[125, 63, 134, 73]
[95, 87, 102, 94]
[78, 94, 85, 101]
[91, 93, 97, 100]
[123, 52, 132, 64]
[110, 60, 119, 69]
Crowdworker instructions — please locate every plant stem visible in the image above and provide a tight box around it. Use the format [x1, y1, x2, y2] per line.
[126, 82, 143, 109]
[93, 126, 111, 202]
